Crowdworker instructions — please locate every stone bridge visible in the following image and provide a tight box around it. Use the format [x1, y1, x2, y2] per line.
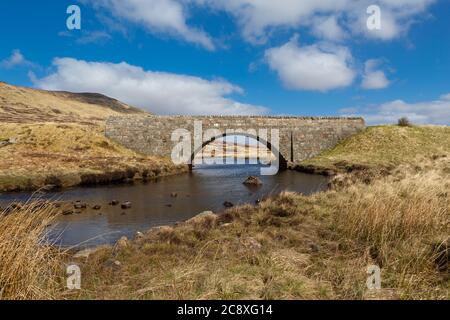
[105, 115, 365, 168]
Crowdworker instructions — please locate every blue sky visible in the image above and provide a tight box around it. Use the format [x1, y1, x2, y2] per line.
[0, 0, 449, 124]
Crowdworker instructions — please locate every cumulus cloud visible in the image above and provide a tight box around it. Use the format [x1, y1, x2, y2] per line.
[340, 94, 450, 125]
[194, 0, 434, 43]
[32, 58, 268, 115]
[361, 59, 390, 89]
[311, 15, 346, 41]
[0, 49, 33, 69]
[265, 36, 356, 91]
[84, 0, 215, 50]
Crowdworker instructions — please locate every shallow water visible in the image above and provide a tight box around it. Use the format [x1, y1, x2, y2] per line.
[0, 163, 328, 247]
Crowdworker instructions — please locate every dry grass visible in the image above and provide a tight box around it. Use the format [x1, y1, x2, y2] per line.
[299, 125, 450, 173]
[0, 123, 187, 192]
[0, 202, 64, 299]
[0, 81, 143, 124]
[0, 158, 447, 300]
[65, 156, 449, 300]
[323, 158, 450, 299]
[0, 125, 448, 300]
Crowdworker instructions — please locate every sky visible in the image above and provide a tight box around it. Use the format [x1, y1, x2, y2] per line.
[0, 0, 449, 125]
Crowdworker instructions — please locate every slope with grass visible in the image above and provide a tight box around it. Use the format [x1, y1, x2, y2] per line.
[294, 125, 450, 175]
[0, 82, 144, 124]
[0, 123, 187, 192]
[0, 82, 186, 192]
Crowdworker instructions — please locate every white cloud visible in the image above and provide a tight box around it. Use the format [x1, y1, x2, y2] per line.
[340, 94, 450, 125]
[32, 58, 268, 115]
[85, 0, 215, 50]
[440, 93, 450, 101]
[265, 36, 356, 91]
[361, 59, 390, 89]
[0, 49, 33, 69]
[311, 15, 346, 41]
[195, 0, 435, 43]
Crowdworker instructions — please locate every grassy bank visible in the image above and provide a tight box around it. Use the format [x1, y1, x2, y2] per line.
[294, 125, 450, 175]
[65, 156, 448, 300]
[1, 125, 449, 300]
[0, 123, 187, 192]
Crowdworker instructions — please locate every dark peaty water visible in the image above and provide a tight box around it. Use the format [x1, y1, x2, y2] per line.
[0, 163, 328, 248]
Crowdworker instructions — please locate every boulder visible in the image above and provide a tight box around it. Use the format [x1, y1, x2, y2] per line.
[105, 259, 122, 270]
[109, 200, 119, 206]
[170, 192, 178, 198]
[74, 201, 87, 210]
[116, 236, 129, 249]
[243, 176, 263, 186]
[121, 201, 132, 209]
[242, 237, 263, 252]
[135, 231, 145, 240]
[92, 205, 102, 210]
[223, 201, 234, 208]
[0, 137, 17, 148]
[73, 247, 101, 259]
[62, 210, 73, 216]
[186, 211, 217, 228]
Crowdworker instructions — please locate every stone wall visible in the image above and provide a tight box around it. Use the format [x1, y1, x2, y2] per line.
[105, 115, 365, 165]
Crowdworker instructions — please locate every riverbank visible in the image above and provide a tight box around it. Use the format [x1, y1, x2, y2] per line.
[0, 123, 187, 192]
[291, 125, 450, 176]
[68, 152, 449, 300]
[1, 125, 449, 300]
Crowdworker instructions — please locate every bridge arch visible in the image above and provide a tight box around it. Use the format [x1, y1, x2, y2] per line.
[190, 132, 288, 170]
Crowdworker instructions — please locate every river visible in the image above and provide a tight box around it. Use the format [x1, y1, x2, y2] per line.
[0, 163, 328, 248]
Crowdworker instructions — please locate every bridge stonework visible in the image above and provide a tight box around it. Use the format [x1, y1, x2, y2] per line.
[105, 115, 365, 165]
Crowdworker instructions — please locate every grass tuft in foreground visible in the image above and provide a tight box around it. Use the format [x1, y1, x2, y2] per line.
[0, 202, 64, 300]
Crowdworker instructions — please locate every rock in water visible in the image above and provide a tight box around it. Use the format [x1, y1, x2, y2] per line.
[109, 200, 119, 206]
[243, 176, 263, 186]
[223, 201, 234, 208]
[121, 201, 132, 209]
[74, 201, 87, 210]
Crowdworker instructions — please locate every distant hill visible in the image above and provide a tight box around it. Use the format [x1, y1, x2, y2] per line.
[0, 82, 146, 123]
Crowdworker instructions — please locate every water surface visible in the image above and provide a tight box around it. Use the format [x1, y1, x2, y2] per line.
[0, 163, 328, 247]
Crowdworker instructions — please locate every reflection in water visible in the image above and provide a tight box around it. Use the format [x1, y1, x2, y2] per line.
[0, 163, 328, 247]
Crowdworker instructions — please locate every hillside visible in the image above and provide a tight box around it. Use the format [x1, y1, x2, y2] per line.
[0, 82, 146, 123]
[296, 125, 450, 174]
[0, 82, 185, 192]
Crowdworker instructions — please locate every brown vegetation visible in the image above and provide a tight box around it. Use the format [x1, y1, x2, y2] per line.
[0, 82, 144, 124]
[0, 123, 187, 192]
[0, 124, 448, 300]
[0, 202, 64, 299]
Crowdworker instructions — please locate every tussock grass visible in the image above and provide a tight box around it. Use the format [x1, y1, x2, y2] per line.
[325, 160, 450, 299]
[0, 202, 64, 299]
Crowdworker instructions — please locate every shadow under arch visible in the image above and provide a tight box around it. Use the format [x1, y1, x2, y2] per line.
[189, 132, 288, 172]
